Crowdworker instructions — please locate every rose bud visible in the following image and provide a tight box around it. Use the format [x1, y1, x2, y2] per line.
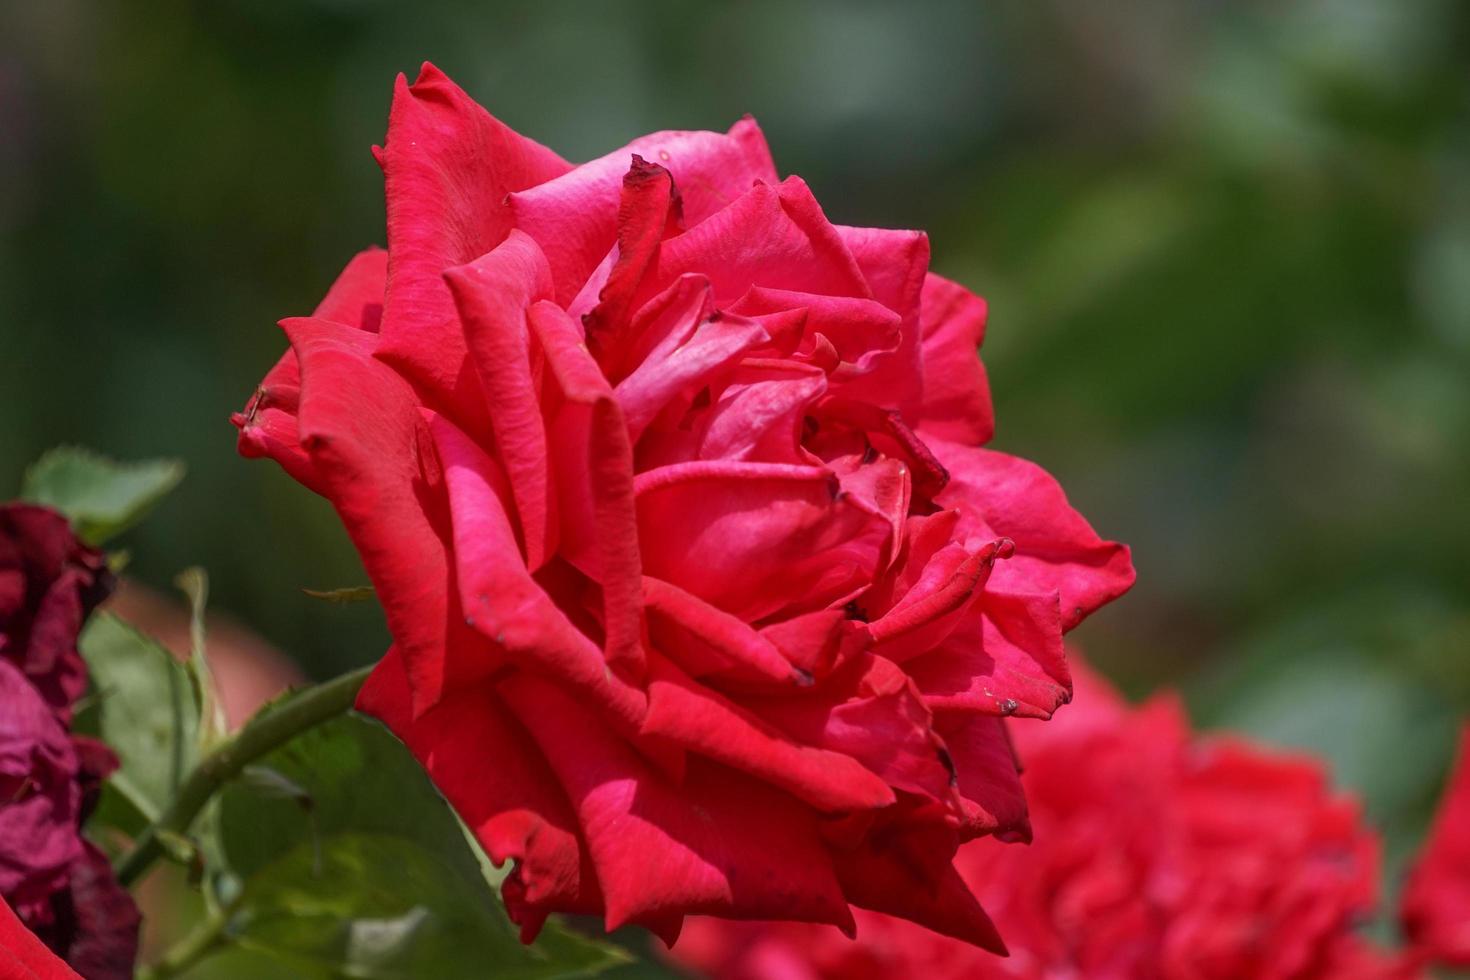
[0, 504, 114, 721]
[673, 661, 1418, 979]
[233, 63, 1133, 947]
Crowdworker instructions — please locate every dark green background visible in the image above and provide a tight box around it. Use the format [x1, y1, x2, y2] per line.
[2, 0, 1466, 950]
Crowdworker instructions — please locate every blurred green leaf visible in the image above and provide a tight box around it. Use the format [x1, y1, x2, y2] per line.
[79, 613, 200, 823]
[214, 713, 625, 979]
[19, 446, 183, 545]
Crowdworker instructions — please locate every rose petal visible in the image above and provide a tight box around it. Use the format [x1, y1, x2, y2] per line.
[286, 316, 499, 717]
[510, 118, 777, 304]
[915, 272, 993, 445]
[375, 63, 570, 430]
[633, 460, 888, 622]
[444, 230, 559, 570]
[500, 672, 855, 936]
[931, 440, 1135, 629]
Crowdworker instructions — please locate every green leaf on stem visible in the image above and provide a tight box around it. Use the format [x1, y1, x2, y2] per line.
[79, 613, 200, 823]
[214, 712, 625, 979]
[20, 446, 183, 545]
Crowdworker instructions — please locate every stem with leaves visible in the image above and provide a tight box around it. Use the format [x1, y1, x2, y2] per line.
[114, 664, 374, 887]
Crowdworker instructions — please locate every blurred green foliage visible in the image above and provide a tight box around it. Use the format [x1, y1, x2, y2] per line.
[1, 0, 1467, 964]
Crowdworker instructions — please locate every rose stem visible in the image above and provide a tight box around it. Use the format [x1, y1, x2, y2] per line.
[113, 663, 374, 887]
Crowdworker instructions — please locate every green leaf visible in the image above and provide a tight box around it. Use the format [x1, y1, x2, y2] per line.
[79, 613, 200, 823]
[20, 446, 183, 545]
[215, 713, 625, 979]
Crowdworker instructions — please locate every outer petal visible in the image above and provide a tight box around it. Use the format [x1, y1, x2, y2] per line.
[916, 272, 993, 445]
[286, 316, 498, 716]
[931, 439, 1134, 629]
[500, 672, 856, 936]
[356, 648, 599, 941]
[0, 893, 80, 980]
[834, 843, 1005, 954]
[906, 590, 1071, 719]
[234, 247, 387, 493]
[832, 226, 929, 419]
[443, 230, 558, 570]
[509, 118, 777, 303]
[1401, 724, 1470, 967]
[375, 63, 571, 429]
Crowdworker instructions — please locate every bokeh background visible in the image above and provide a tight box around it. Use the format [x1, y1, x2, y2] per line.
[2, 0, 1467, 966]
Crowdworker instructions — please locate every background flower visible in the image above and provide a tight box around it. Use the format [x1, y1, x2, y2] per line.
[0, 504, 113, 720]
[673, 661, 1416, 979]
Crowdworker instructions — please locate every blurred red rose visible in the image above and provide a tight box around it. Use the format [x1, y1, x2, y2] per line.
[675, 662, 1415, 979]
[234, 63, 1133, 945]
[0, 659, 82, 918]
[0, 504, 113, 721]
[1400, 723, 1470, 967]
[0, 892, 78, 980]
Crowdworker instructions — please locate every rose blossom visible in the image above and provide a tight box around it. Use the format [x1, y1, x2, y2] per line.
[0, 659, 82, 918]
[1400, 723, 1470, 967]
[674, 662, 1417, 979]
[233, 63, 1133, 944]
[0, 503, 114, 720]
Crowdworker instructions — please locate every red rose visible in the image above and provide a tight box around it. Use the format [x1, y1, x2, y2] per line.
[1400, 724, 1470, 967]
[233, 63, 1133, 944]
[0, 504, 114, 721]
[0, 659, 83, 917]
[0, 893, 78, 980]
[674, 662, 1416, 979]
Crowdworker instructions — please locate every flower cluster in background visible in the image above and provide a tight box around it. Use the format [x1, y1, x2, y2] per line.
[673, 663, 1470, 980]
[0, 503, 137, 980]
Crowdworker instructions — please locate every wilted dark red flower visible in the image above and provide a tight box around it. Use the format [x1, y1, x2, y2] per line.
[24, 845, 139, 980]
[0, 659, 83, 917]
[234, 63, 1133, 945]
[1400, 723, 1470, 968]
[674, 662, 1416, 979]
[0, 893, 78, 980]
[0, 504, 114, 720]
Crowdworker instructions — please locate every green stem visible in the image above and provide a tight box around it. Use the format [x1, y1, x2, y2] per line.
[136, 911, 228, 980]
[114, 664, 374, 887]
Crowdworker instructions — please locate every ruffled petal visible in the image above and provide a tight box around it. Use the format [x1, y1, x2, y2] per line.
[916, 272, 993, 445]
[931, 439, 1135, 629]
[500, 672, 855, 936]
[233, 247, 386, 493]
[429, 415, 645, 730]
[509, 118, 776, 304]
[375, 63, 570, 429]
[528, 301, 646, 678]
[642, 654, 895, 814]
[443, 230, 558, 570]
[286, 316, 497, 717]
